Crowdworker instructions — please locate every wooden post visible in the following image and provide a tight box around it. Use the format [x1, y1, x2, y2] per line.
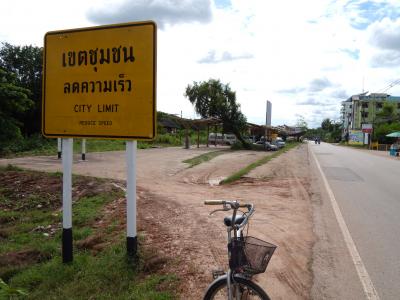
[214, 125, 217, 147]
[197, 128, 200, 148]
[207, 124, 209, 147]
[185, 127, 189, 149]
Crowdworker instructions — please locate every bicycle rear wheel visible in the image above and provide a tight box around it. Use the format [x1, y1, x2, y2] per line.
[203, 275, 270, 300]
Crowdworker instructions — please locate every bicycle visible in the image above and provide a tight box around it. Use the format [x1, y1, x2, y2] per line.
[203, 200, 277, 300]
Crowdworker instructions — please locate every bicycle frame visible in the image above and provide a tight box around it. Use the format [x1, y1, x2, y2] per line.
[205, 200, 255, 300]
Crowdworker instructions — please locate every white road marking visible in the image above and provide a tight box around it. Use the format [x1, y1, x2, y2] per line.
[310, 146, 380, 300]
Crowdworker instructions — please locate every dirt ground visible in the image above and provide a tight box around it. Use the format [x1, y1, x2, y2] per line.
[0, 144, 314, 299]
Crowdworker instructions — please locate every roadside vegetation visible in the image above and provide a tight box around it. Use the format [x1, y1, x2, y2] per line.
[183, 150, 228, 168]
[304, 102, 400, 145]
[0, 130, 210, 158]
[220, 142, 301, 185]
[185, 79, 249, 148]
[304, 118, 342, 143]
[0, 166, 177, 299]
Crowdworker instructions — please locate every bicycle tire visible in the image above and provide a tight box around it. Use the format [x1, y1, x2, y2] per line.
[203, 274, 270, 300]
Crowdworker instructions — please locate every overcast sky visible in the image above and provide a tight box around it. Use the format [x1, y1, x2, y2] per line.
[2, 0, 400, 128]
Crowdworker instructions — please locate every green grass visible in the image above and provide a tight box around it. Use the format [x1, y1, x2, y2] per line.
[338, 141, 369, 149]
[0, 209, 59, 254]
[8, 243, 177, 300]
[0, 170, 178, 299]
[1, 164, 23, 172]
[220, 142, 301, 185]
[72, 195, 114, 226]
[1, 131, 211, 158]
[183, 150, 227, 167]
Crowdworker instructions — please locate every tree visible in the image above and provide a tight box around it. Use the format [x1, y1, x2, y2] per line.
[0, 43, 43, 135]
[0, 68, 33, 153]
[295, 114, 308, 130]
[321, 118, 333, 131]
[319, 118, 342, 142]
[373, 122, 400, 144]
[375, 102, 398, 124]
[185, 79, 249, 147]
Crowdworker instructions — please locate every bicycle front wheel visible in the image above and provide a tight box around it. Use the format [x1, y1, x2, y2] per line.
[203, 275, 270, 300]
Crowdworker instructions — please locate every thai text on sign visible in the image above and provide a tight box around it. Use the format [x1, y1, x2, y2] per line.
[42, 21, 157, 140]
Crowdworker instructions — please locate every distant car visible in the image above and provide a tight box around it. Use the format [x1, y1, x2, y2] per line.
[243, 136, 254, 144]
[265, 142, 278, 151]
[208, 133, 237, 145]
[276, 137, 286, 147]
[223, 134, 237, 145]
[253, 141, 278, 151]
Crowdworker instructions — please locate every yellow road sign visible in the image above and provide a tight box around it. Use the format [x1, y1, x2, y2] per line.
[42, 21, 156, 140]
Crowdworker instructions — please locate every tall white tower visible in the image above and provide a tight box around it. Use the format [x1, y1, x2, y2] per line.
[266, 100, 272, 126]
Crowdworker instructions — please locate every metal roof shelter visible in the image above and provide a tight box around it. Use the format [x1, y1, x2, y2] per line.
[178, 117, 222, 148]
[158, 113, 307, 148]
[158, 113, 222, 148]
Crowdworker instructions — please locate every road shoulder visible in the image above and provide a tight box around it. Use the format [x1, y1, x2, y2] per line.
[308, 143, 366, 299]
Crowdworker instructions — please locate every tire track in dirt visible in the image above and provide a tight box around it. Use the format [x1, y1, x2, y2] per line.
[178, 151, 268, 185]
[136, 188, 227, 299]
[240, 144, 314, 300]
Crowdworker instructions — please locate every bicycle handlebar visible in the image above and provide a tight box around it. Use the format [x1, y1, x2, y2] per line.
[204, 199, 255, 229]
[204, 199, 250, 208]
[204, 200, 224, 205]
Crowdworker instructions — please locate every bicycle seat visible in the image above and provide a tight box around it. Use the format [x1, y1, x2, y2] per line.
[224, 215, 245, 227]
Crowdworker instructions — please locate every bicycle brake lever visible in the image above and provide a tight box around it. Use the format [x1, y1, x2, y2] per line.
[209, 207, 230, 215]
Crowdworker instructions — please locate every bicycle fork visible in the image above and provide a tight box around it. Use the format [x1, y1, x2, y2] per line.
[227, 270, 244, 300]
[226, 225, 243, 300]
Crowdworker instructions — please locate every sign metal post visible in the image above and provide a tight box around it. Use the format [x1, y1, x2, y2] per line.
[62, 138, 73, 263]
[57, 138, 62, 159]
[81, 139, 86, 161]
[126, 141, 137, 256]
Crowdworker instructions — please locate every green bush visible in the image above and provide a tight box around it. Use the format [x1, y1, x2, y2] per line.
[0, 130, 211, 157]
[373, 122, 400, 144]
[0, 134, 56, 157]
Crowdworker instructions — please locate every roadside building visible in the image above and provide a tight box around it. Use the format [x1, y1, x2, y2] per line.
[341, 93, 400, 139]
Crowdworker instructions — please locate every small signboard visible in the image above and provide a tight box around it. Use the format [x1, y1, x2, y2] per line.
[42, 21, 156, 140]
[349, 130, 363, 145]
[361, 123, 373, 134]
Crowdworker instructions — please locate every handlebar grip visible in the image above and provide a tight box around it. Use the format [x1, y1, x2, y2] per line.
[204, 200, 224, 205]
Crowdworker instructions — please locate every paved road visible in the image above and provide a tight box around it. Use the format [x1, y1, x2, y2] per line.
[310, 142, 400, 300]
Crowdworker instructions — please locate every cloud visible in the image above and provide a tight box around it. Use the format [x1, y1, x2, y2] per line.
[330, 89, 348, 99]
[340, 48, 360, 59]
[369, 17, 400, 51]
[313, 109, 323, 114]
[370, 50, 400, 68]
[344, 0, 400, 30]
[215, 0, 231, 9]
[197, 50, 253, 64]
[297, 98, 326, 106]
[367, 18, 400, 67]
[296, 97, 340, 107]
[86, 0, 212, 29]
[276, 87, 306, 94]
[309, 77, 333, 92]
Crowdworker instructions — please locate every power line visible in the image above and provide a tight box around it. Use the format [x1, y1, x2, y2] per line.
[376, 78, 400, 93]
